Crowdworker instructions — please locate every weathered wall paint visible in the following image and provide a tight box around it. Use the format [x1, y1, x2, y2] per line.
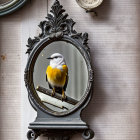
[0, 0, 140, 140]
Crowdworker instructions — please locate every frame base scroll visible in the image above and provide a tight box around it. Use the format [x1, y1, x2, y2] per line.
[26, 107, 94, 140]
[27, 128, 94, 140]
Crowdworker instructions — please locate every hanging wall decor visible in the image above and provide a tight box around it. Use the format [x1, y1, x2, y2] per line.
[24, 0, 94, 139]
[0, 0, 27, 16]
[76, 0, 103, 12]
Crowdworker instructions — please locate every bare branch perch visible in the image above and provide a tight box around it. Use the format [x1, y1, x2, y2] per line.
[36, 86, 78, 105]
[42, 101, 69, 110]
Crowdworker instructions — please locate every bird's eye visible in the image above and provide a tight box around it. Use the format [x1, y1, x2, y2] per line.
[55, 56, 58, 59]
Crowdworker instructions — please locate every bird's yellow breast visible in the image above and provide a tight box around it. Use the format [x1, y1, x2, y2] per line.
[46, 65, 68, 87]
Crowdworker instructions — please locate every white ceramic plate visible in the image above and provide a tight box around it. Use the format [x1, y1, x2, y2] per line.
[76, 0, 103, 11]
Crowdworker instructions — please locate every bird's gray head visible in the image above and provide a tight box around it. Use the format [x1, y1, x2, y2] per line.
[47, 53, 66, 68]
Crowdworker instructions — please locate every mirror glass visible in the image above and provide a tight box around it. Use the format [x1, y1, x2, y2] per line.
[33, 41, 88, 113]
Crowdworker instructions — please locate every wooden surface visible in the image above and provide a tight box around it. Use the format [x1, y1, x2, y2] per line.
[0, 0, 140, 140]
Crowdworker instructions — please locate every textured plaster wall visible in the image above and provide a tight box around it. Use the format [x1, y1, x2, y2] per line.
[0, 0, 140, 140]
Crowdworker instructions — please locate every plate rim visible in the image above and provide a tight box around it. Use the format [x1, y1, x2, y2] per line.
[0, 0, 28, 16]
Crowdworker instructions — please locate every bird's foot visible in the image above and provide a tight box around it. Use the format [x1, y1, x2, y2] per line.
[51, 88, 55, 97]
[51, 93, 55, 97]
[61, 94, 67, 102]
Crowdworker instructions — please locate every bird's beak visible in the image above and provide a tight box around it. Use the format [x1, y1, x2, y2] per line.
[47, 57, 53, 59]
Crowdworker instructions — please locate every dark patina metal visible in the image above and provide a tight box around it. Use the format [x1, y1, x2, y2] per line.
[24, 0, 94, 139]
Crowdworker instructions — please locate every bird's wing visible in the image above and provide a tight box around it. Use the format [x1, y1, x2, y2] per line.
[63, 74, 68, 91]
[46, 74, 48, 82]
[46, 73, 53, 89]
[63, 65, 68, 91]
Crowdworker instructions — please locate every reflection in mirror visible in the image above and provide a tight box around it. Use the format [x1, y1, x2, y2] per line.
[33, 41, 88, 113]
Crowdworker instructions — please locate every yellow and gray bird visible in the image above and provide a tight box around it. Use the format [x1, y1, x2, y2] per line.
[46, 53, 68, 101]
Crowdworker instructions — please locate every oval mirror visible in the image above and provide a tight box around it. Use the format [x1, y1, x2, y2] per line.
[24, 0, 93, 116]
[33, 41, 88, 113]
[0, 0, 27, 16]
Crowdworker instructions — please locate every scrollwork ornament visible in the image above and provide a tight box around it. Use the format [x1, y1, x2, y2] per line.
[26, 0, 90, 55]
[26, 37, 40, 54]
[82, 129, 95, 140]
[27, 130, 39, 140]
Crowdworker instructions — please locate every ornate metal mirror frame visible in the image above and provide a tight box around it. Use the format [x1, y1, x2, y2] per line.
[0, 0, 27, 16]
[24, 0, 94, 139]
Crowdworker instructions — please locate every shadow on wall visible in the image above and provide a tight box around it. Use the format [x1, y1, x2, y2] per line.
[89, 0, 112, 21]
[81, 62, 108, 137]
[81, 1, 140, 140]
[79, 0, 112, 139]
